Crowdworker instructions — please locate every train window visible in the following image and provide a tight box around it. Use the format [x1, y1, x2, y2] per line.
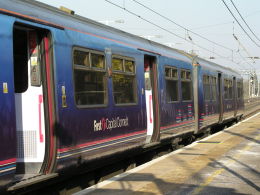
[165, 66, 178, 102]
[112, 58, 124, 71]
[125, 60, 135, 73]
[91, 53, 105, 69]
[181, 69, 192, 101]
[112, 56, 137, 105]
[73, 48, 107, 107]
[74, 50, 90, 67]
[224, 79, 228, 99]
[203, 75, 211, 101]
[229, 80, 233, 99]
[165, 67, 171, 77]
[224, 79, 233, 100]
[211, 76, 217, 101]
[13, 28, 29, 93]
[237, 81, 243, 99]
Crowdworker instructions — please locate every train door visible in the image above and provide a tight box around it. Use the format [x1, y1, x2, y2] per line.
[13, 26, 54, 174]
[218, 73, 223, 122]
[233, 77, 237, 116]
[144, 55, 160, 143]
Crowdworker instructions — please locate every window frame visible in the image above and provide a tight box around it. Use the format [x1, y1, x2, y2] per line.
[111, 54, 138, 106]
[72, 47, 108, 108]
[164, 65, 179, 103]
[180, 69, 192, 102]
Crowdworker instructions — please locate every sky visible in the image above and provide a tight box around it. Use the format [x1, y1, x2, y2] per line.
[37, 0, 260, 76]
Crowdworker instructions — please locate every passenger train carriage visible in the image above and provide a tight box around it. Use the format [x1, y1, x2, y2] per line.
[0, 0, 247, 192]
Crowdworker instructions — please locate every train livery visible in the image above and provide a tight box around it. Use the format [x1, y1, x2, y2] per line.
[0, 0, 247, 192]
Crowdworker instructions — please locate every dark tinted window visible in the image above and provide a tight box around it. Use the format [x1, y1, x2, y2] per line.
[203, 75, 211, 101]
[237, 81, 243, 99]
[165, 66, 178, 102]
[181, 69, 192, 101]
[224, 79, 233, 100]
[211, 76, 217, 101]
[73, 48, 107, 106]
[13, 29, 28, 93]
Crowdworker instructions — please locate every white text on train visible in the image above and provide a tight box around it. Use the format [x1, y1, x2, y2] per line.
[94, 117, 129, 131]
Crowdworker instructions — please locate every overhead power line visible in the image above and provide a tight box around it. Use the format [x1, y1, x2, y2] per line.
[132, 0, 233, 52]
[233, 33, 256, 65]
[104, 0, 234, 61]
[222, 0, 260, 47]
[230, 0, 260, 43]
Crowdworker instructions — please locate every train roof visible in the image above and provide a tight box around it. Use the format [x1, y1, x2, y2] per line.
[0, 0, 241, 78]
[196, 57, 241, 77]
[177, 51, 241, 77]
[0, 0, 192, 63]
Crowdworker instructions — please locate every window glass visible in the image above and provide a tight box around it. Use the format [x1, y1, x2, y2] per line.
[112, 56, 136, 104]
[211, 77, 217, 101]
[91, 53, 105, 69]
[165, 66, 179, 102]
[229, 80, 233, 99]
[13, 28, 29, 93]
[73, 48, 106, 107]
[186, 71, 191, 80]
[113, 74, 135, 104]
[224, 79, 229, 99]
[166, 80, 178, 102]
[203, 75, 211, 101]
[181, 69, 192, 101]
[74, 50, 90, 67]
[74, 70, 106, 105]
[237, 81, 242, 99]
[125, 60, 135, 73]
[165, 67, 171, 78]
[112, 58, 123, 71]
[181, 70, 186, 79]
[172, 69, 178, 78]
[182, 82, 192, 101]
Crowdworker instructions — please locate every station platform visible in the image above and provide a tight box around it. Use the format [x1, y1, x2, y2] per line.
[75, 112, 260, 195]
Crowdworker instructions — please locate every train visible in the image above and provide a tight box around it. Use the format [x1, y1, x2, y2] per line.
[0, 0, 259, 193]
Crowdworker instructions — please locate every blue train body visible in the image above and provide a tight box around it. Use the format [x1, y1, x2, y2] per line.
[0, 0, 245, 191]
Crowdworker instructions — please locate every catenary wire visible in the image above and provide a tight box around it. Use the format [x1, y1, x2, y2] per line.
[132, 0, 233, 52]
[104, 0, 235, 62]
[230, 0, 260, 43]
[222, 0, 260, 47]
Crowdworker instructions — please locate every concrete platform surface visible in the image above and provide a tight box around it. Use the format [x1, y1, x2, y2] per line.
[74, 112, 260, 195]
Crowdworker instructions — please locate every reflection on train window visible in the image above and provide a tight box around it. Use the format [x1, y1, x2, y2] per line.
[74, 50, 90, 67]
[165, 66, 178, 102]
[211, 76, 217, 101]
[237, 81, 243, 99]
[181, 69, 192, 101]
[112, 58, 123, 71]
[112, 56, 136, 105]
[229, 80, 233, 99]
[224, 79, 233, 100]
[125, 60, 135, 73]
[73, 48, 107, 107]
[203, 75, 211, 101]
[92, 53, 105, 69]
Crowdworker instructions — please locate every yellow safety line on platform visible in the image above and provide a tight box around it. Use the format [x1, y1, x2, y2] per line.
[192, 130, 260, 195]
